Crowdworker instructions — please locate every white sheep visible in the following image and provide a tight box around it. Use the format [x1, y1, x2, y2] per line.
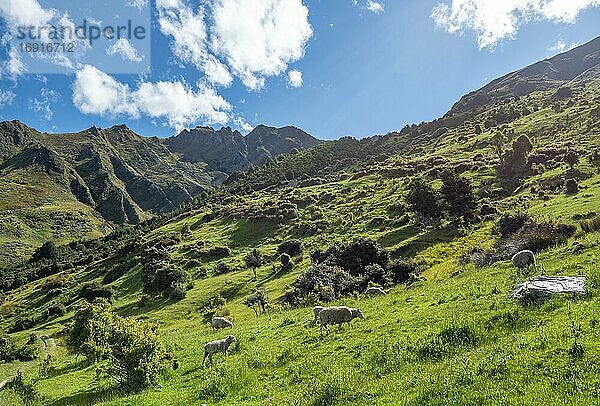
[202, 335, 237, 366]
[365, 287, 386, 297]
[319, 306, 364, 334]
[211, 317, 234, 330]
[312, 306, 325, 324]
[512, 250, 536, 270]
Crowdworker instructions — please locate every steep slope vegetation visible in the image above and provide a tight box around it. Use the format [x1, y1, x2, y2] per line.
[0, 124, 319, 265]
[0, 37, 599, 405]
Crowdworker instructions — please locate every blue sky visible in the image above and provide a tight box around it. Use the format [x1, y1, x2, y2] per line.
[0, 0, 599, 139]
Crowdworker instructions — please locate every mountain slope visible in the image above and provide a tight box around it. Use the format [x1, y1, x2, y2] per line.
[448, 36, 600, 117]
[0, 123, 319, 265]
[1, 35, 600, 406]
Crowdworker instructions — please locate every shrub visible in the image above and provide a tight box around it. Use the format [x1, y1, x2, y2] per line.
[440, 170, 478, 223]
[42, 275, 67, 291]
[11, 313, 36, 332]
[66, 300, 170, 390]
[198, 294, 226, 323]
[285, 264, 357, 306]
[141, 260, 189, 300]
[496, 213, 530, 238]
[243, 288, 269, 315]
[244, 248, 263, 278]
[500, 221, 576, 254]
[205, 246, 231, 258]
[277, 239, 304, 257]
[214, 261, 233, 276]
[31, 241, 59, 263]
[45, 302, 66, 318]
[580, 215, 600, 233]
[0, 331, 17, 361]
[388, 259, 421, 284]
[102, 263, 130, 285]
[565, 178, 579, 195]
[107, 317, 169, 390]
[280, 253, 294, 272]
[320, 238, 390, 276]
[406, 177, 442, 222]
[79, 282, 113, 303]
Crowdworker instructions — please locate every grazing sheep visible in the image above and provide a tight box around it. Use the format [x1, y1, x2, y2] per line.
[211, 317, 234, 330]
[202, 335, 237, 366]
[312, 306, 325, 324]
[512, 250, 536, 270]
[319, 306, 364, 334]
[365, 287, 386, 297]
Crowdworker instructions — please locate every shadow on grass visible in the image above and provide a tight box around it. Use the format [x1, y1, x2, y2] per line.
[49, 386, 117, 406]
[230, 219, 277, 246]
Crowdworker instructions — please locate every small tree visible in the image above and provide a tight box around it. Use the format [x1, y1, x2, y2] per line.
[564, 150, 579, 170]
[244, 248, 263, 279]
[491, 132, 506, 163]
[31, 241, 58, 263]
[406, 177, 442, 223]
[440, 170, 478, 224]
[243, 288, 268, 316]
[280, 253, 294, 273]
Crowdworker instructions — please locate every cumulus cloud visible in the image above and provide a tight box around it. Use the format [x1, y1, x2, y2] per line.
[432, 0, 600, 49]
[287, 69, 303, 88]
[366, 1, 384, 13]
[0, 89, 15, 108]
[107, 39, 144, 62]
[156, 0, 312, 90]
[72, 65, 231, 131]
[0, 0, 55, 27]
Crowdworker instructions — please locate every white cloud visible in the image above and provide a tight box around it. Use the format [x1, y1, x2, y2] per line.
[127, 0, 148, 10]
[156, 0, 233, 87]
[107, 39, 144, 62]
[0, 0, 56, 27]
[30, 88, 59, 120]
[366, 1, 384, 13]
[156, 0, 313, 90]
[210, 0, 313, 90]
[549, 38, 579, 53]
[72, 65, 232, 131]
[432, 0, 600, 49]
[0, 89, 15, 108]
[287, 69, 303, 88]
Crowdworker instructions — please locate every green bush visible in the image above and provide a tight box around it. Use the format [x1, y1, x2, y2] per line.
[79, 282, 113, 303]
[214, 261, 234, 276]
[580, 215, 600, 233]
[141, 260, 189, 300]
[277, 239, 304, 257]
[66, 299, 170, 390]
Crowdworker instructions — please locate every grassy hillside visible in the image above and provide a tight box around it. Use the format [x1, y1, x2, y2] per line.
[1, 43, 600, 405]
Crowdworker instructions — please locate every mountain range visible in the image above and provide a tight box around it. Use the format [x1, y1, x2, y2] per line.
[0, 123, 319, 263]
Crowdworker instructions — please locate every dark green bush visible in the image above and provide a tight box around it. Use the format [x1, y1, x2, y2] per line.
[79, 282, 113, 303]
[497, 213, 530, 238]
[214, 261, 234, 276]
[277, 239, 304, 257]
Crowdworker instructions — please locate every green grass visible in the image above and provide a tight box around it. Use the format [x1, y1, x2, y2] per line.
[1, 78, 600, 404]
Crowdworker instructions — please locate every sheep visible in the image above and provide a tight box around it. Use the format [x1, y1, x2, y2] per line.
[512, 250, 536, 270]
[211, 317, 234, 330]
[365, 287, 386, 297]
[318, 306, 364, 334]
[202, 335, 237, 366]
[312, 306, 325, 324]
